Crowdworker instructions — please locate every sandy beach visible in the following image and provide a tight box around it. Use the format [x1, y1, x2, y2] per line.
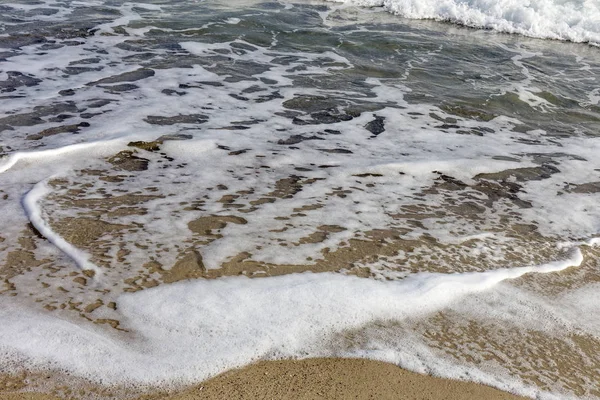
[1, 358, 526, 400]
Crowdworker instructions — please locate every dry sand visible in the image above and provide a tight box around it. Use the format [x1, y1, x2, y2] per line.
[1, 358, 526, 400]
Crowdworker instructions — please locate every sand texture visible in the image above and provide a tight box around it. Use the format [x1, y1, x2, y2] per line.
[0, 358, 526, 399]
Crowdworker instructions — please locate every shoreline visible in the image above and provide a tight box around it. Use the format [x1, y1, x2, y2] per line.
[1, 358, 528, 400]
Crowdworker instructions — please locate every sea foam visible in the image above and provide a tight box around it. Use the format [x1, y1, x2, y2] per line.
[23, 180, 101, 275]
[1, 2, 599, 398]
[0, 248, 585, 398]
[333, 0, 600, 45]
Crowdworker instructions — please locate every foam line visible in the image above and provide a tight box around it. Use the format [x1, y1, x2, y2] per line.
[22, 179, 101, 275]
[0, 248, 585, 391]
[0, 140, 128, 275]
[0, 140, 124, 175]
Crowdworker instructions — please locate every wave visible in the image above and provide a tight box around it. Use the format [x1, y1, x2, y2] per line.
[335, 0, 600, 45]
[0, 249, 587, 391]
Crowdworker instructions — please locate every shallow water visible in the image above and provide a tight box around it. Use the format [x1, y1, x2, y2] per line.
[1, 1, 600, 399]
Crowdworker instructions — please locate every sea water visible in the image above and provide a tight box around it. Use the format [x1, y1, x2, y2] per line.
[0, 0, 600, 398]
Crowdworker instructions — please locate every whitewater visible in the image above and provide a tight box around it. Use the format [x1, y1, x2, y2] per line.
[335, 0, 600, 45]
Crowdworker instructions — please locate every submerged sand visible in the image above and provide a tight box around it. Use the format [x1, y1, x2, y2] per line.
[1, 358, 526, 400]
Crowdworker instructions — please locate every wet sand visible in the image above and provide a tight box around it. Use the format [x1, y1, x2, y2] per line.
[0, 395, 61, 400]
[1, 358, 526, 400]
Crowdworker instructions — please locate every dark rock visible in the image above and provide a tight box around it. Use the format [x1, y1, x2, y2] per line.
[0, 113, 44, 129]
[48, 114, 74, 122]
[100, 84, 139, 92]
[198, 81, 224, 87]
[218, 125, 250, 130]
[0, 102, 78, 130]
[456, 129, 483, 136]
[33, 102, 79, 115]
[127, 134, 192, 152]
[144, 114, 208, 125]
[353, 173, 383, 177]
[448, 201, 487, 216]
[292, 111, 353, 125]
[529, 152, 587, 163]
[26, 122, 89, 140]
[260, 77, 278, 85]
[69, 57, 101, 65]
[0, 34, 46, 50]
[310, 111, 353, 124]
[122, 52, 156, 62]
[472, 180, 532, 209]
[59, 89, 75, 96]
[292, 117, 309, 126]
[128, 141, 161, 152]
[156, 134, 193, 142]
[283, 95, 338, 113]
[436, 124, 460, 130]
[86, 68, 155, 86]
[277, 135, 324, 145]
[162, 89, 186, 96]
[80, 113, 101, 119]
[365, 114, 385, 136]
[271, 55, 302, 66]
[108, 150, 149, 171]
[230, 93, 249, 101]
[63, 66, 103, 75]
[241, 85, 264, 94]
[87, 99, 113, 108]
[475, 164, 560, 182]
[39, 43, 64, 51]
[0, 71, 42, 92]
[566, 182, 600, 194]
[319, 148, 353, 154]
[54, 26, 98, 40]
[434, 173, 468, 190]
[256, 91, 284, 103]
[440, 104, 496, 122]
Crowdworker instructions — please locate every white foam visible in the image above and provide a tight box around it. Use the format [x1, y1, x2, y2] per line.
[587, 237, 600, 246]
[587, 88, 600, 105]
[0, 248, 584, 395]
[22, 179, 101, 275]
[0, 140, 125, 175]
[332, 0, 600, 45]
[556, 283, 600, 334]
[1, 3, 600, 398]
[1, 1, 75, 23]
[94, 3, 162, 36]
